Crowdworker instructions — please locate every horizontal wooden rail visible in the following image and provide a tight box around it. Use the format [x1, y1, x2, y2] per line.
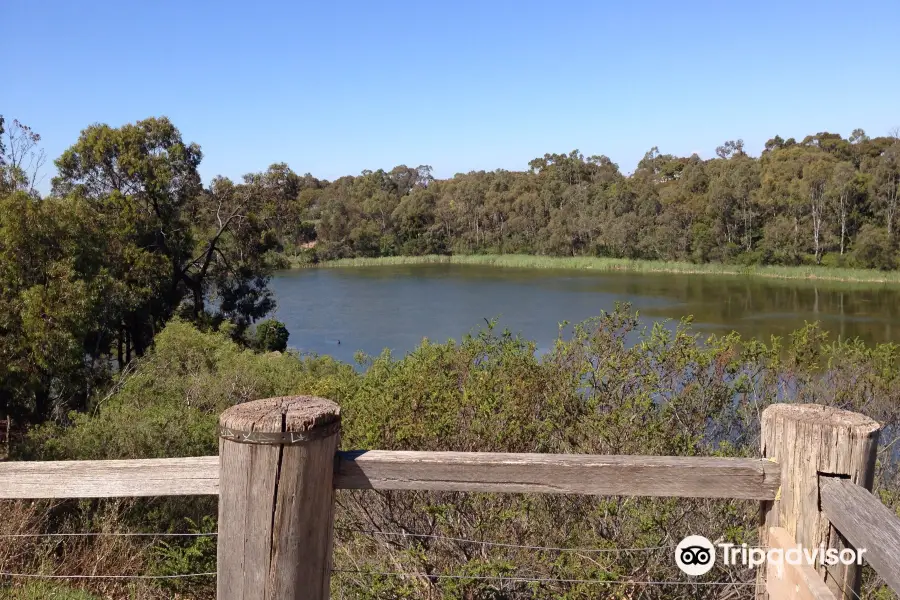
[0, 452, 780, 500]
[820, 476, 900, 596]
[335, 451, 780, 499]
[0, 457, 219, 498]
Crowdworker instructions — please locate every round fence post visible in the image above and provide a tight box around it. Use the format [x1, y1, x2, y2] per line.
[758, 403, 880, 600]
[217, 396, 341, 600]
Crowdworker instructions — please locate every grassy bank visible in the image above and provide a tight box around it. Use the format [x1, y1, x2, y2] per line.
[289, 253, 900, 284]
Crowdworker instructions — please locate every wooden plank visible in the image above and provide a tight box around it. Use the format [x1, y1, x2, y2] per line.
[820, 476, 900, 596]
[0, 452, 781, 501]
[0, 456, 218, 498]
[334, 450, 781, 499]
[765, 527, 838, 600]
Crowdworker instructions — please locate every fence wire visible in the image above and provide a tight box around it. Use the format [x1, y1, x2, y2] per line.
[0, 527, 769, 589]
[332, 568, 758, 587]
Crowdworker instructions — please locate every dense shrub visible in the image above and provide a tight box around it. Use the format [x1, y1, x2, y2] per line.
[852, 224, 898, 270]
[252, 319, 290, 352]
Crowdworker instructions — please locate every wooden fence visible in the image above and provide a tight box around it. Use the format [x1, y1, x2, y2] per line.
[1, 398, 898, 600]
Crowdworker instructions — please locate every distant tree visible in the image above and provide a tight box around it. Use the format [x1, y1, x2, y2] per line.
[253, 319, 289, 352]
[715, 139, 745, 159]
[0, 118, 46, 195]
[801, 153, 836, 264]
[828, 162, 860, 255]
[851, 224, 896, 270]
[872, 143, 900, 237]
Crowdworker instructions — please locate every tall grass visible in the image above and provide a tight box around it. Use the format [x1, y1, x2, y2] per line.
[293, 253, 900, 285]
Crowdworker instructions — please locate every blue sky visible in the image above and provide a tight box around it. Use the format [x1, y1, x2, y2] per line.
[3, 0, 899, 194]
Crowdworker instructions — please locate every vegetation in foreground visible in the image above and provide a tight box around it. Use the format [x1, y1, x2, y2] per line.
[3, 309, 899, 599]
[295, 252, 900, 284]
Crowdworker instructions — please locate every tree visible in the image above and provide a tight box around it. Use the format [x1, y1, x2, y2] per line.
[851, 224, 896, 270]
[0, 191, 120, 422]
[0, 118, 46, 195]
[53, 116, 278, 353]
[715, 139, 746, 159]
[802, 154, 835, 264]
[873, 143, 900, 238]
[252, 319, 289, 352]
[828, 162, 858, 255]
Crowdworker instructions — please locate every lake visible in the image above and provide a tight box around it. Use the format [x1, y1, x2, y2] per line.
[269, 265, 900, 364]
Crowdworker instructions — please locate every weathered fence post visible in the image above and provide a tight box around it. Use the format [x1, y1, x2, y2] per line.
[759, 404, 880, 600]
[217, 396, 341, 600]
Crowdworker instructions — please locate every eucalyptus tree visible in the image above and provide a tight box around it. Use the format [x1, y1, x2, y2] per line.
[53, 116, 279, 353]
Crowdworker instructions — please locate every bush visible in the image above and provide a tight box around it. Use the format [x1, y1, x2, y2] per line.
[851, 224, 897, 270]
[150, 516, 217, 597]
[253, 319, 289, 352]
[23, 319, 351, 461]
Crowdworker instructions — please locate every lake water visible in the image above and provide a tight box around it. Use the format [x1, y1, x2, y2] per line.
[269, 265, 900, 364]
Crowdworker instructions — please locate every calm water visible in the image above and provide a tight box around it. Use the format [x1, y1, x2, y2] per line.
[269, 265, 900, 364]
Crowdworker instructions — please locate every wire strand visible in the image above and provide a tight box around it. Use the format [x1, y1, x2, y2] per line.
[0, 572, 216, 580]
[336, 528, 672, 552]
[332, 569, 758, 586]
[0, 532, 217, 538]
[337, 528, 767, 553]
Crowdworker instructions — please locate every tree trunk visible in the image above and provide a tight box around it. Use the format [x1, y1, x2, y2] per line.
[840, 193, 847, 255]
[117, 330, 124, 371]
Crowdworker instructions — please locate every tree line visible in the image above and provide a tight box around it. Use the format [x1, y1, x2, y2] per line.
[277, 130, 900, 270]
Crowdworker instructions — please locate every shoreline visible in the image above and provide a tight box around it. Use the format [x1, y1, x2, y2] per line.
[285, 254, 900, 285]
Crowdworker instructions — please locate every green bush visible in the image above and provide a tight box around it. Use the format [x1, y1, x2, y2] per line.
[851, 224, 897, 270]
[252, 319, 289, 352]
[150, 516, 217, 597]
[24, 319, 352, 461]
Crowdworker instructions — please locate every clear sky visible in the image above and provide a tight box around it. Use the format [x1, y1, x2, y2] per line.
[3, 0, 899, 194]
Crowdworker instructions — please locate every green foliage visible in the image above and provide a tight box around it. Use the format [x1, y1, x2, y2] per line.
[150, 516, 217, 597]
[252, 318, 289, 352]
[851, 224, 897, 270]
[0, 116, 282, 425]
[23, 319, 352, 461]
[309, 253, 900, 284]
[270, 133, 900, 274]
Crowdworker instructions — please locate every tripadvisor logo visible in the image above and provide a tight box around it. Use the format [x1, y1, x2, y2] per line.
[675, 535, 866, 576]
[675, 536, 716, 576]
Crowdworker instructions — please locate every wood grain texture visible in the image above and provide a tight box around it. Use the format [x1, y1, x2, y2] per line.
[820, 477, 900, 596]
[335, 450, 781, 499]
[758, 404, 880, 600]
[0, 452, 780, 500]
[765, 527, 838, 600]
[217, 396, 340, 600]
[0, 456, 218, 498]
